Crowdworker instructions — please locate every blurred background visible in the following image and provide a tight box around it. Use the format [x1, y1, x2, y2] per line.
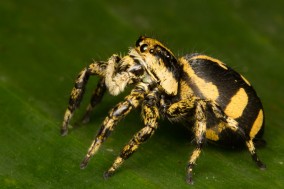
[0, 0, 283, 188]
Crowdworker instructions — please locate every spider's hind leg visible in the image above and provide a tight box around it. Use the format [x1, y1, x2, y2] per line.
[209, 103, 266, 169]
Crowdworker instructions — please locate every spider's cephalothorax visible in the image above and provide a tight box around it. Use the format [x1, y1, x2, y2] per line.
[61, 36, 266, 184]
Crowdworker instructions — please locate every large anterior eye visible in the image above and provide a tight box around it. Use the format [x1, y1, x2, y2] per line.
[140, 44, 148, 52]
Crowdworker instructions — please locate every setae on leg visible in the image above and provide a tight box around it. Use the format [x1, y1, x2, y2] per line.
[104, 88, 160, 178]
[80, 83, 150, 169]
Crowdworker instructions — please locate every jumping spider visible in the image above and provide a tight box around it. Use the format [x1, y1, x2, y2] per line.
[61, 36, 266, 184]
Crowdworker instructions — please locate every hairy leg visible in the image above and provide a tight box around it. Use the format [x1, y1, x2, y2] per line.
[163, 98, 195, 121]
[209, 103, 266, 169]
[165, 98, 265, 183]
[163, 97, 207, 184]
[104, 88, 160, 178]
[81, 78, 107, 124]
[61, 61, 108, 136]
[246, 140, 266, 169]
[186, 100, 207, 184]
[62, 54, 145, 135]
[80, 83, 150, 169]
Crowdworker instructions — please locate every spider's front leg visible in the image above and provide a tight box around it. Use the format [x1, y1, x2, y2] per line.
[61, 59, 109, 136]
[62, 54, 143, 135]
[80, 82, 150, 169]
[104, 88, 160, 178]
[81, 78, 106, 124]
[81, 54, 144, 123]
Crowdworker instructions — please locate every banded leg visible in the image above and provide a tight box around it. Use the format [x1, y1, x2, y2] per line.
[61, 61, 108, 136]
[209, 103, 266, 169]
[246, 140, 266, 169]
[104, 88, 160, 178]
[186, 101, 207, 184]
[62, 54, 144, 135]
[81, 78, 107, 124]
[164, 98, 195, 120]
[80, 83, 150, 169]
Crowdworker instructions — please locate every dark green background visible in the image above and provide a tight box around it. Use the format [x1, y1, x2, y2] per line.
[0, 1, 283, 188]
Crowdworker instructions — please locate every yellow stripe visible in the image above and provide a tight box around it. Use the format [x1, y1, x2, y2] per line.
[190, 55, 228, 70]
[180, 57, 219, 101]
[224, 88, 248, 118]
[205, 122, 226, 141]
[240, 75, 251, 86]
[250, 109, 264, 138]
[206, 129, 219, 141]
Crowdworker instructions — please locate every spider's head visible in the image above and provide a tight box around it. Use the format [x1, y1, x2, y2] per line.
[133, 36, 180, 96]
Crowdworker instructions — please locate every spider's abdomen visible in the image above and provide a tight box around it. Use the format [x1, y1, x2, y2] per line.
[179, 54, 264, 146]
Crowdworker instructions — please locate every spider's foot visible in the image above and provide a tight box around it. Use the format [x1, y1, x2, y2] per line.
[257, 161, 266, 170]
[60, 128, 68, 136]
[81, 114, 91, 124]
[186, 163, 194, 185]
[103, 170, 114, 180]
[186, 173, 194, 185]
[80, 156, 90, 169]
[252, 154, 266, 170]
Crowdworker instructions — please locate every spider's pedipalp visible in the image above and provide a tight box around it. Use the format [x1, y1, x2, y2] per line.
[105, 54, 144, 96]
[61, 53, 144, 135]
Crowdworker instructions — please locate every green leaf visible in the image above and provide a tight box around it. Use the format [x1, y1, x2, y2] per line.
[1, 0, 284, 188]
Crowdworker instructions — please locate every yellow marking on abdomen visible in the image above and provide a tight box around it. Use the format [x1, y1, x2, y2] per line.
[206, 129, 219, 141]
[189, 55, 228, 70]
[240, 75, 251, 86]
[180, 57, 219, 101]
[224, 88, 248, 119]
[206, 122, 226, 141]
[250, 109, 264, 138]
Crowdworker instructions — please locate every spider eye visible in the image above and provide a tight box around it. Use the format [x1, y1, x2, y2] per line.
[140, 44, 148, 53]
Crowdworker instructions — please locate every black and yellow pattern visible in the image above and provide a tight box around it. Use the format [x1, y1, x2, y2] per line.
[81, 78, 106, 124]
[61, 36, 265, 185]
[61, 61, 107, 136]
[179, 54, 264, 146]
[104, 88, 160, 178]
[79, 82, 150, 169]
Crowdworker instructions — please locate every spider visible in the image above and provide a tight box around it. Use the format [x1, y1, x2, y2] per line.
[61, 36, 266, 184]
